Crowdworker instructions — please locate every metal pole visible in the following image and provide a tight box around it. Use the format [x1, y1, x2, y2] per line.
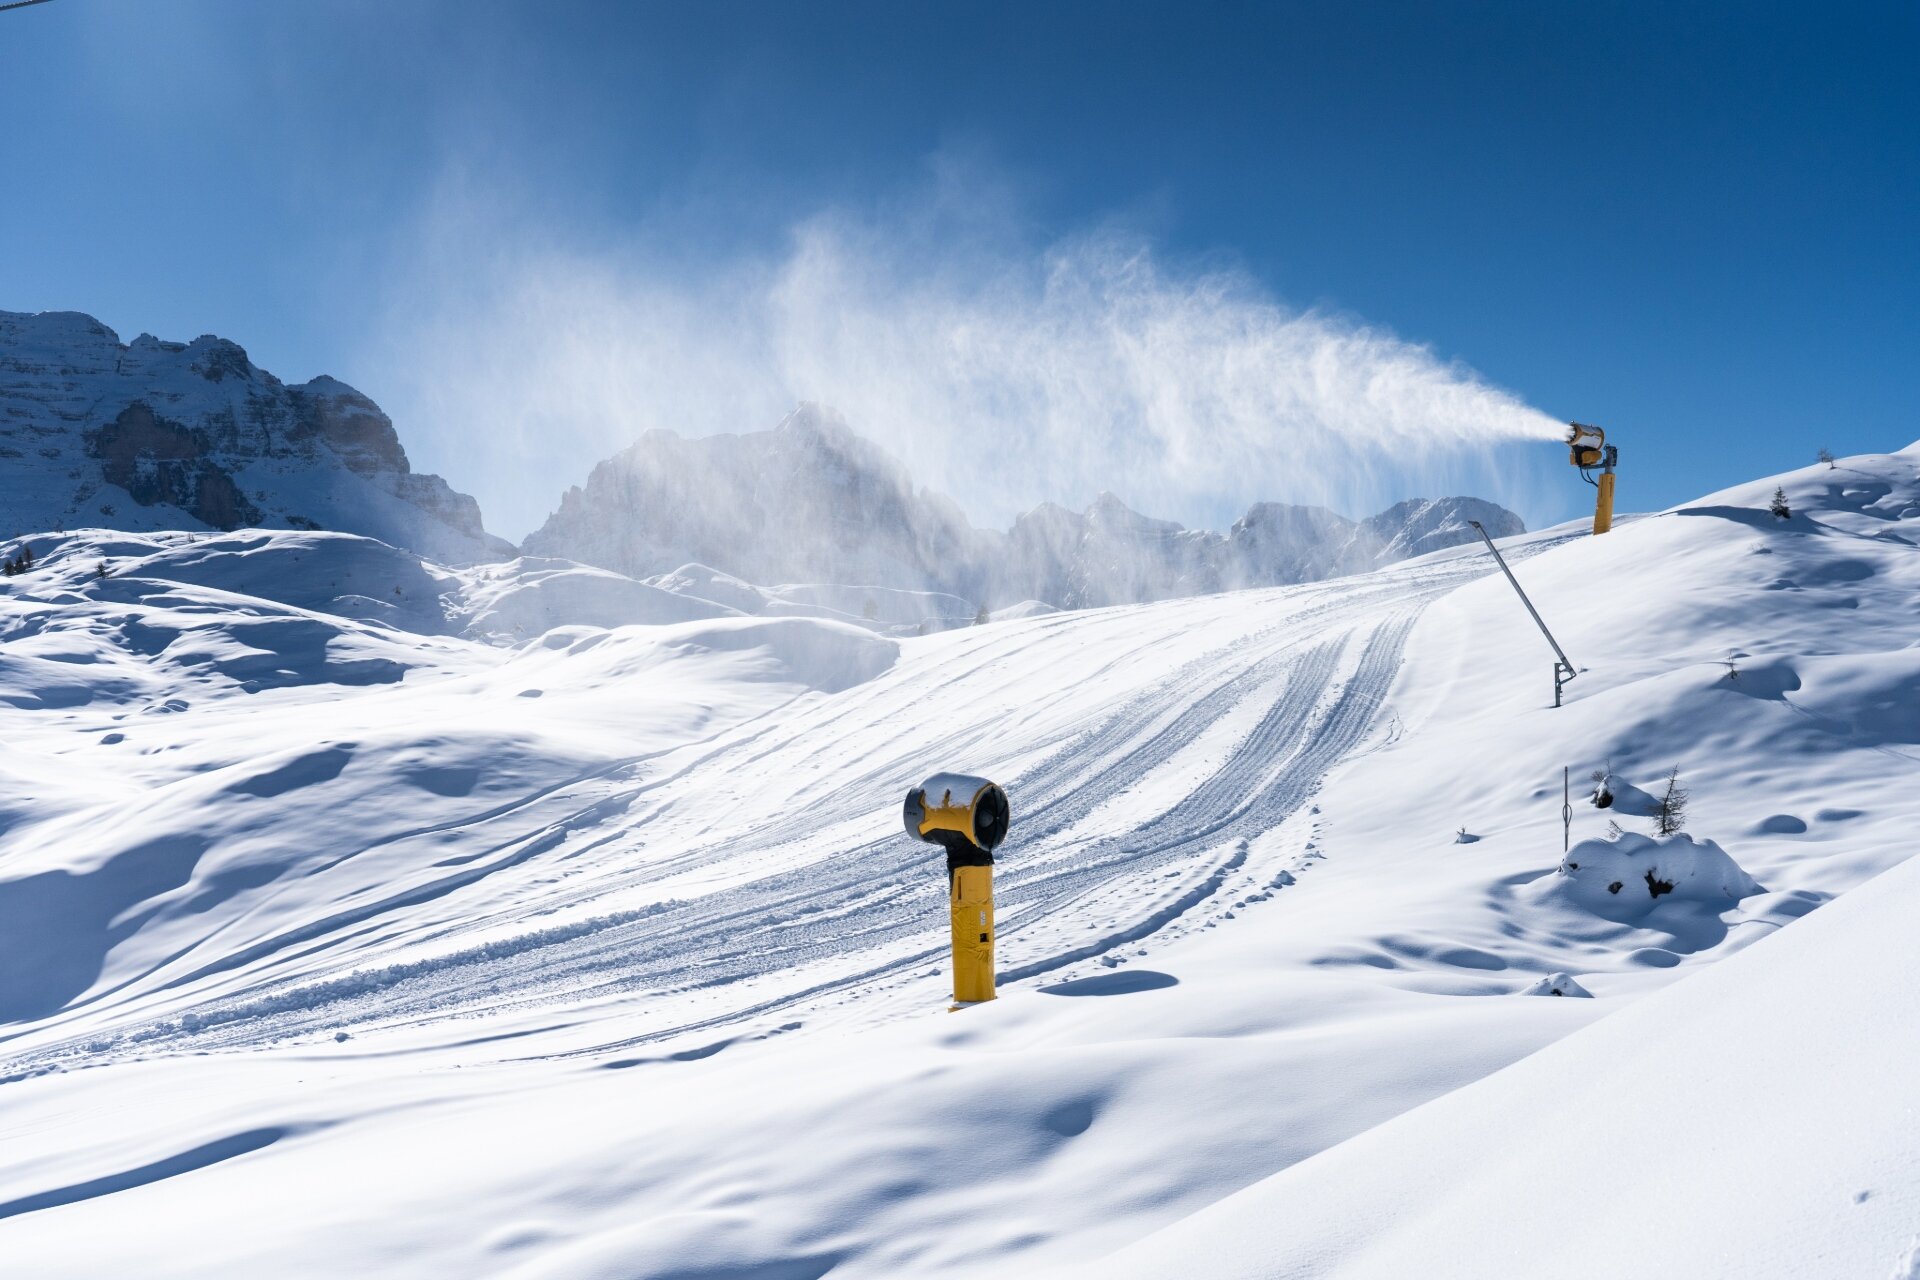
[1563, 767, 1571, 854]
[1467, 520, 1577, 707]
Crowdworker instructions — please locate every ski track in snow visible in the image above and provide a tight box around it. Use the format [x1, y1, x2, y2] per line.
[0, 537, 1572, 1078]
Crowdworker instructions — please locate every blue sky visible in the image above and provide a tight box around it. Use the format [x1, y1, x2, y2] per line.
[3, 1, 1916, 540]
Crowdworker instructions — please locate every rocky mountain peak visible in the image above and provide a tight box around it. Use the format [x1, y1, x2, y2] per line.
[0, 308, 506, 562]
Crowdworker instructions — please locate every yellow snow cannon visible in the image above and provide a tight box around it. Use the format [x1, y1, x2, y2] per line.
[1567, 422, 1618, 535]
[903, 773, 1010, 1006]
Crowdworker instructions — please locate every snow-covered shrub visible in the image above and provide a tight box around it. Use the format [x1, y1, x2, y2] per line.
[1548, 831, 1760, 923]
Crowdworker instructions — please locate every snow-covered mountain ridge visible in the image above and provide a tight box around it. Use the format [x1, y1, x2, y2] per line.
[0, 310, 508, 564]
[1, 440, 1916, 1276]
[525, 403, 1526, 609]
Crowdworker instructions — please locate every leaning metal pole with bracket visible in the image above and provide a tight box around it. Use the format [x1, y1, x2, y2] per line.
[1467, 519, 1578, 707]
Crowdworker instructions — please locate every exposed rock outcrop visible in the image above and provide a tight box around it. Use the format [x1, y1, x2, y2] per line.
[0, 310, 507, 562]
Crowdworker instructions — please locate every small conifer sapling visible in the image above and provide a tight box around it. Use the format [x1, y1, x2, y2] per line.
[1654, 767, 1690, 837]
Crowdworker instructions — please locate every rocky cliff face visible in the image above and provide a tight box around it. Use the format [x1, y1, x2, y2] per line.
[0, 310, 507, 563]
[527, 404, 1527, 610]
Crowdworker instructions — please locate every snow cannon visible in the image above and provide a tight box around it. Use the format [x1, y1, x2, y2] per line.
[1567, 423, 1618, 535]
[903, 774, 1010, 1006]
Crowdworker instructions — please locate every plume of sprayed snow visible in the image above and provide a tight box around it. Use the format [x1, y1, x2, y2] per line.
[360, 176, 1565, 542]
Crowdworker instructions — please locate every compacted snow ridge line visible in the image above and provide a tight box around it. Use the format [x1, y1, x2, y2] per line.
[999, 613, 1416, 978]
[991, 638, 1348, 902]
[1006, 641, 1331, 845]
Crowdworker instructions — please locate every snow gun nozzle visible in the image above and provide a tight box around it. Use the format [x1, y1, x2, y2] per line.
[1567, 423, 1606, 469]
[903, 773, 1010, 864]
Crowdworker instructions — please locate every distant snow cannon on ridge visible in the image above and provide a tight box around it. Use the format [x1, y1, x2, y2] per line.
[1567, 422, 1618, 535]
[903, 773, 1010, 1007]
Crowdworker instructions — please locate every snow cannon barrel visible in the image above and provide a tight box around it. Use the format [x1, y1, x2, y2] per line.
[1567, 422, 1606, 469]
[903, 773, 1009, 858]
[902, 773, 1009, 1007]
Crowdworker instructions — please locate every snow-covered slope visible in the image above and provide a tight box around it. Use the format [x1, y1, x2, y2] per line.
[0, 310, 508, 564]
[525, 402, 1525, 609]
[0, 445, 1915, 1277]
[1094, 845, 1920, 1280]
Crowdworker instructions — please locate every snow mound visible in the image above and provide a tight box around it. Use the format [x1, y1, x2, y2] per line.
[646, 564, 983, 636]
[69, 529, 457, 635]
[1542, 831, 1761, 922]
[532, 615, 899, 696]
[645, 562, 774, 614]
[1519, 972, 1593, 998]
[1589, 772, 1662, 817]
[766, 581, 977, 632]
[658, 617, 900, 693]
[462, 558, 738, 641]
[0, 530, 453, 706]
[994, 599, 1062, 620]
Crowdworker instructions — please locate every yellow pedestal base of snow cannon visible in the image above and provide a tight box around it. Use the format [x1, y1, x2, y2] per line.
[902, 773, 1011, 1008]
[948, 863, 995, 1006]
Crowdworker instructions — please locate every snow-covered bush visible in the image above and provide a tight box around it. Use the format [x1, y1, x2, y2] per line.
[1548, 831, 1760, 922]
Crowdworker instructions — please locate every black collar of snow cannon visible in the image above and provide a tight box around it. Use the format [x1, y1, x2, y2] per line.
[903, 773, 1010, 877]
